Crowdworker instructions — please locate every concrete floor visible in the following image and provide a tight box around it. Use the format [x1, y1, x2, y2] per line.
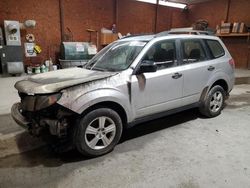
[0, 85, 250, 188]
[0, 75, 27, 115]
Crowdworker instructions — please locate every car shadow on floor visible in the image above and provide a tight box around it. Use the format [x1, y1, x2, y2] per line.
[0, 108, 200, 168]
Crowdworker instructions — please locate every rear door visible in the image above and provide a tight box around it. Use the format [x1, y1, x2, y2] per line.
[179, 38, 217, 105]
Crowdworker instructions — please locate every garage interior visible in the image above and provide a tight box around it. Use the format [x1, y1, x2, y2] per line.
[0, 0, 250, 187]
[0, 0, 250, 72]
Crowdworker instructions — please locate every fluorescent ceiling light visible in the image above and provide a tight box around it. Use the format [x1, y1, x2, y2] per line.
[136, 0, 156, 4]
[135, 0, 187, 9]
[159, 0, 187, 9]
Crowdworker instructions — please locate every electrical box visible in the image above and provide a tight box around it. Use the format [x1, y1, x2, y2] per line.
[4, 20, 21, 46]
[5, 46, 24, 75]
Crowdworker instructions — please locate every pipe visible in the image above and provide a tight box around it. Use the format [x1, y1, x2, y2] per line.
[225, 0, 231, 22]
[154, 0, 159, 33]
[59, 0, 65, 42]
[114, 0, 118, 25]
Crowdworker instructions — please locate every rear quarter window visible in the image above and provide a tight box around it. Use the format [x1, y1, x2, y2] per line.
[206, 39, 225, 59]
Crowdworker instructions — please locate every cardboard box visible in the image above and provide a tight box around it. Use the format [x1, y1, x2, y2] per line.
[232, 22, 247, 33]
[100, 33, 118, 45]
[220, 23, 232, 34]
[239, 23, 247, 33]
[232, 22, 239, 33]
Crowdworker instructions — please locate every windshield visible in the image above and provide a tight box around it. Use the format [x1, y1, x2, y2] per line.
[86, 41, 147, 72]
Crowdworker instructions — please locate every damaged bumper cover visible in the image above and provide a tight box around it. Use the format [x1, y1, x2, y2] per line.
[11, 103, 31, 129]
[11, 102, 71, 137]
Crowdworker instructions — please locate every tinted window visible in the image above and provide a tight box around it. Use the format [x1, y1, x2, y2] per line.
[181, 39, 207, 64]
[206, 40, 225, 58]
[142, 40, 177, 70]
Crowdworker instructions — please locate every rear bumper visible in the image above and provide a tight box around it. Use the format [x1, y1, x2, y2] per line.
[11, 103, 30, 130]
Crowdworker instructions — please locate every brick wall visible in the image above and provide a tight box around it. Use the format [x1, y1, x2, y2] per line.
[117, 0, 189, 34]
[187, 0, 250, 68]
[63, 0, 115, 42]
[0, 0, 61, 65]
[0, 0, 188, 68]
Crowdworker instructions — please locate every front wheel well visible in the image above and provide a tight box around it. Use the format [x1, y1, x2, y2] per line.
[81, 101, 128, 127]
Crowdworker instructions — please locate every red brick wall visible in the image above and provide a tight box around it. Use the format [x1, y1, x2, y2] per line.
[157, 6, 189, 32]
[0, 0, 115, 66]
[117, 0, 156, 34]
[63, 0, 115, 42]
[187, 0, 250, 68]
[171, 8, 189, 29]
[117, 0, 189, 34]
[0, 0, 187, 67]
[0, 0, 61, 65]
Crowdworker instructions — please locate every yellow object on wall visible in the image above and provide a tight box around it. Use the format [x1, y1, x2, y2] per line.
[34, 45, 42, 54]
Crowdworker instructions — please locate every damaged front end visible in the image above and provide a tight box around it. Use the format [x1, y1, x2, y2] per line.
[11, 92, 76, 138]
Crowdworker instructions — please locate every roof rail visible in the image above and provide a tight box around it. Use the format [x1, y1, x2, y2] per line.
[121, 33, 153, 39]
[155, 28, 215, 37]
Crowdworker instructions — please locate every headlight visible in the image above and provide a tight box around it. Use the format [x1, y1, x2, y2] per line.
[21, 93, 62, 111]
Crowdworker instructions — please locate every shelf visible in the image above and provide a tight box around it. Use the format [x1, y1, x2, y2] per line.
[216, 33, 250, 37]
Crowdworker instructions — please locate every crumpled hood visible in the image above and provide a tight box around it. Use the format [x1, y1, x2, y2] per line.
[15, 67, 116, 94]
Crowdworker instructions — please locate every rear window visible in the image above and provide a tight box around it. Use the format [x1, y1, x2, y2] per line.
[206, 40, 225, 59]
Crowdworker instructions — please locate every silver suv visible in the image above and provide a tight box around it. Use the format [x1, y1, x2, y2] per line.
[12, 31, 235, 157]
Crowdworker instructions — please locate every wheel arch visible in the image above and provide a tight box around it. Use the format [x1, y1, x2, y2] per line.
[81, 101, 128, 127]
[200, 79, 229, 102]
[210, 79, 229, 93]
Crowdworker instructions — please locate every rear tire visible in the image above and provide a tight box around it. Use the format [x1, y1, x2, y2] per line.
[199, 85, 226, 118]
[74, 108, 122, 157]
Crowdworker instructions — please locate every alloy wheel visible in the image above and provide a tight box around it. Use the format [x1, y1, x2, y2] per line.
[85, 116, 116, 150]
[209, 91, 223, 113]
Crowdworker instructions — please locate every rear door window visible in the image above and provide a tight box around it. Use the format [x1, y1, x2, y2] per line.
[206, 39, 225, 59]
[181, 39, 207, 64]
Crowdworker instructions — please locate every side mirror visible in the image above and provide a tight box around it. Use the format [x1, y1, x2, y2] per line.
[136, 60, 157, 74]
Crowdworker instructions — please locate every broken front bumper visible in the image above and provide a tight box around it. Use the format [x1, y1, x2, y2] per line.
[11, 103, 30, 130]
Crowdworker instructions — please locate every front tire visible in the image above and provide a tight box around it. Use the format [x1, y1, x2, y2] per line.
[199, 85, 226, 118]
[74, 108, 123, 157]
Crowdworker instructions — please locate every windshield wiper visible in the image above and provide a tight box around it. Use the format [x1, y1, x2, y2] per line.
[91, 67, 106, 71]
[91, 67, 119, 72]
[105, 68, 119, 72]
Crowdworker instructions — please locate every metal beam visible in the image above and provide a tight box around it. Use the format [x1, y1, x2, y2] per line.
[154, 0, 159, 33]
[225, 0, 231, 22]
[59, 0, 65, 42]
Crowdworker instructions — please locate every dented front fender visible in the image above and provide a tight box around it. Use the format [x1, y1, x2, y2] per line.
[57, 72, 134, 122]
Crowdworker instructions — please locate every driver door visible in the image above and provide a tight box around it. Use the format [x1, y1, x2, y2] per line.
[131, 39, 184, 118]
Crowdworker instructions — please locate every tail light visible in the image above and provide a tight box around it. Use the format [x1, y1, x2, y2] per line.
[229, 59, 235, 69]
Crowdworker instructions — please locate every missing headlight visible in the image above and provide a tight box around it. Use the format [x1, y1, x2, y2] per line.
[35, 93, 62, 111]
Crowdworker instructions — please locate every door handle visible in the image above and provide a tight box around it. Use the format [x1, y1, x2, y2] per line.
[207, 66, 215, 71]
[172, 72, 182, 79]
